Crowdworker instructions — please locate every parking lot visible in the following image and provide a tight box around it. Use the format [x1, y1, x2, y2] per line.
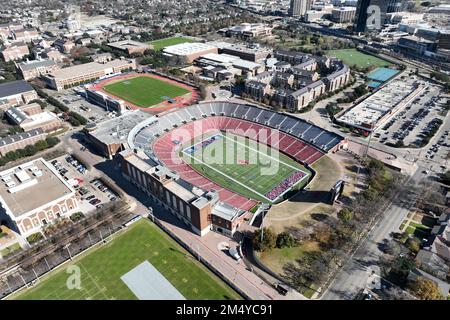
[49, 154, 118, 214]
[373, 83, 447, 148]
[52, 88, 122, 124]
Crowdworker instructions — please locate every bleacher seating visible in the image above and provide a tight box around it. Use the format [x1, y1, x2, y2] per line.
[129, 102, 345, 209]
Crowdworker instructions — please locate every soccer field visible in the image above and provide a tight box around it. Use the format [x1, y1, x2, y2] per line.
[181, 133, 311, 203]
[327, 49, 392, 69]
[13, 219, 240, 300]
[148, 37, 195, 51]
[103, 76, 190, 108]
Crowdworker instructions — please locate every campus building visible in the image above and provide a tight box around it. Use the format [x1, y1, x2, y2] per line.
[43, 58, 137, 91]
[244, 51, 350, 111]
[86, 110, 152, 158]
[0, 80, 38, 111]
[0, 128, 46, 157]
[17, 59, 60, 81]
[1, 42, 30, 62]
[162, 42, 218, 63]
[5, 103, 62, 132]
[0, 158, 78, 236]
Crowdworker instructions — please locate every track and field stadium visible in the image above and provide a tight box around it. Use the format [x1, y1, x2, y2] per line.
[89, 73, 199, 113]
[130, 102, 347, 210]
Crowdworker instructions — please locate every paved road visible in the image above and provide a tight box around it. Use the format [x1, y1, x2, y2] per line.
[321, 169, 425, 300]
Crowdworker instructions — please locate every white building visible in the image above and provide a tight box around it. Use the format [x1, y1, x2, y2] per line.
[0, 158, 79, 236]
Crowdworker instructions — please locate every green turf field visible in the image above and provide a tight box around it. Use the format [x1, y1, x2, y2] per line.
[181, 133, 311, 203]
[13, 219, 240, 300]
[148, 37, 195, 51]
[327, 49, 392, 69]
[103, 76, 190, 108]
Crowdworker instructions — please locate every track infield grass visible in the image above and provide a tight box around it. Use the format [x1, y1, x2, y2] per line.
[181, 132, 311, 203]
[148, 37, 195, 51]
[326, 49, 392, 69]
[103, 76, 190, 108]
[13, 219, 240, 300]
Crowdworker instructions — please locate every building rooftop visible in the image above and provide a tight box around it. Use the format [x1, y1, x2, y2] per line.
[108, 40, 152, 51]
[18, 59, 57, 71]
[90, 110, 153, 146]
[0, 158, 74, 218]
[0, 128, 44, 147]
[46, 58, 135, 81]
[0, 80, 35, 99]
[212, 202, 244, 222]
[163, 42, 217, 56]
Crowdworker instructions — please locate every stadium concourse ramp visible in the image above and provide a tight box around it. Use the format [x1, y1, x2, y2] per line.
[127, 102, 347, 210]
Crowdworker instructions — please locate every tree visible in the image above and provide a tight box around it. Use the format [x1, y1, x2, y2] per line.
[252, 228, 277, 252]
[409, 276, 444, 300]
[337, 208, 353, 223]
[276, 232, 297, 248]
[405, 237, 421, 254]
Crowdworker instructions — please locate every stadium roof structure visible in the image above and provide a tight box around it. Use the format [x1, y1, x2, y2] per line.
[89, 110, 154, 146]
[0, 80, 34, 99]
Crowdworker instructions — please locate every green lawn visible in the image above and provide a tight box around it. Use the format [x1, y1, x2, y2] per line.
[13, 219, 240, 300]
[148, 37, 195, 51]
[103, 76, 190, 108]
[327, 49, 392, 69]
[1, 242, 21, 257]
[181, 133, 311, 203]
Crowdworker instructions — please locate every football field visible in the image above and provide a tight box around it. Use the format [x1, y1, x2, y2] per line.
[13, 219, 240, 300]
[181, 133, 311, 203]
[102, 76, 190, 108]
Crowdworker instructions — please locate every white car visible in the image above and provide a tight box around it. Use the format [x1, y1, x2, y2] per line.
[229, 247, 241, 261]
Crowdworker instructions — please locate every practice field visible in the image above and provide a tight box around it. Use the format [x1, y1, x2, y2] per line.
[327, 49, 392, 69]
[148, 37, 195, 51]
[102, 76, 190, 108]
[181, 133, 311, 203]
[13, 219, 240, 300]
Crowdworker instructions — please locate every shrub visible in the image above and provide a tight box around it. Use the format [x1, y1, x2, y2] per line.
[252, 228, 277, 252]
[70, 212, 85, 222]
[276, 231, 297, 248]
[26, 232, 44, 244]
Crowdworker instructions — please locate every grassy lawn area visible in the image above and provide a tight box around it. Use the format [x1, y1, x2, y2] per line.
[326, 49, 392, 69]
[181, 132, 311, 203]
[13, 219, 240, 300]
[147, 37, 195, 51]
[0, 242, 21, 257]
[103, 76, 190, 108]
[257, 241, 320, 275]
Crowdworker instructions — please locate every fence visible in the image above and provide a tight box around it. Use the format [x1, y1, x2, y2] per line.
[0, 203, 133, 299]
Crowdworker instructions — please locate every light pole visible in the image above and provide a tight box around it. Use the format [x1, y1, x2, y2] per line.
[260, 211, 264, 243]
[65, 244, 73, 260]
[148, 206, 154, 222]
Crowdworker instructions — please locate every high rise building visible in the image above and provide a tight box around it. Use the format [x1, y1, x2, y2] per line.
[387, 0, 403, 13]
[354, 0, 389, 32]
[289, 0, 311, 17]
